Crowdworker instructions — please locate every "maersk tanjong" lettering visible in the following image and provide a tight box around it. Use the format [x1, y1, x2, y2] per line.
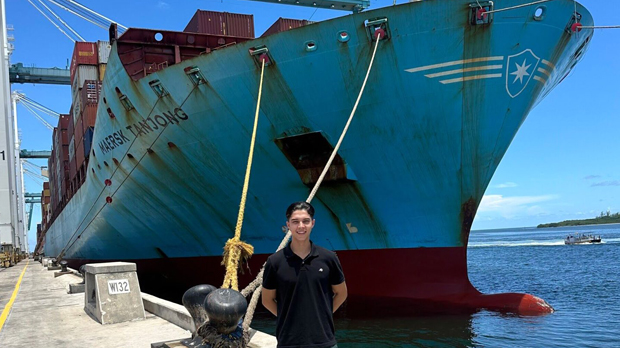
[98, 108, 190, 155]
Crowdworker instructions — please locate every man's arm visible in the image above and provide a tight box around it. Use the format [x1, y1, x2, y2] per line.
[332, 281, 348, 313]
[261, 287, 278, 316]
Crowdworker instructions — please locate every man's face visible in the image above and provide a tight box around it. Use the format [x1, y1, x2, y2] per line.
[286, 209, 315, 243]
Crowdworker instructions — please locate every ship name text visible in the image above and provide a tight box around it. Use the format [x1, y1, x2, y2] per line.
[98, 107, 190, 155]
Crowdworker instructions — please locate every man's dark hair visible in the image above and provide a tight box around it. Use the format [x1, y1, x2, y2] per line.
[286, 201, 315, 220]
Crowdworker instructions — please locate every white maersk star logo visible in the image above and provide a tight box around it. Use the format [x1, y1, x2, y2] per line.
[403, 49, 554, 97]
[506, 49, 540, 98]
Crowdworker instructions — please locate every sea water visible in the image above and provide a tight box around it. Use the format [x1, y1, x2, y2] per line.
[251, 224, 620, 347]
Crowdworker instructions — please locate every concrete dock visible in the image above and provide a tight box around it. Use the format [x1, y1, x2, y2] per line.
[0, 259, 276, 348]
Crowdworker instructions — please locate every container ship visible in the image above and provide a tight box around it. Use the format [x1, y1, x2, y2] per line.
[37, 0, 593, 315]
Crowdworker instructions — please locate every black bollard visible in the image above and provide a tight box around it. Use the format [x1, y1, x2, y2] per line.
[204, 288, 247, 334]
[182, 284, 217, 333]
[60, 260, 68, 272]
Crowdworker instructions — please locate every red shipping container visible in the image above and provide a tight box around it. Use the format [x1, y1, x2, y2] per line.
[76, 137, 85, 170]
[67, 112, 74, 140]
[81, 103, 98, 130]
[70, 42, 97, 83]
[184, 10, 254, 38]
[43, 182, 49, 190]
[75, 116, 84, 145]
[80, 80, 102, 105]
[261, 18, 313, 37]
[58, 129, 70, 145]
[58, 145, 70, 162]
[57, 114, 71, 130]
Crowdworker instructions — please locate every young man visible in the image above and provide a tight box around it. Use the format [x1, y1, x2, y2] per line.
[262, 201, 348, 348]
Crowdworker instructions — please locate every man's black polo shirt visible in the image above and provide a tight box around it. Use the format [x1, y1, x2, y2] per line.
[263, 241, 345, 348]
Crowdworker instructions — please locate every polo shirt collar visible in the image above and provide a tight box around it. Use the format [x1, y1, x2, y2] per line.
[284, 241, 319, 259]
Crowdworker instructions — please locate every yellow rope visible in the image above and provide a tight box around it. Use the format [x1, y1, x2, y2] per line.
[221, 58, 266, 291]
[242, 33, 383, 332]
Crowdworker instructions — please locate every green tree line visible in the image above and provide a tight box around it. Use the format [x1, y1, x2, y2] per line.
[537, 210, 620, 228]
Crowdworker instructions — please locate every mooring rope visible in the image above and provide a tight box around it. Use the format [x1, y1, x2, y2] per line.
[241, 32, 383, 334]
[484, 0, 555, 15]
[578, 25, 620, 30]
[221, 58, 267, 291]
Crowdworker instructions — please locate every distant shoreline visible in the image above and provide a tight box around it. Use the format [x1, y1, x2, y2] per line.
[537, 216, 620, 228]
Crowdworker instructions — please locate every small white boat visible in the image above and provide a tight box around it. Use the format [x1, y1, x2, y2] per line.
[564, 233, 602, 245]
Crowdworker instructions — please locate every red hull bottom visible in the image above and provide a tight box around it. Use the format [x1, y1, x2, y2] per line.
[66, 246, 552, 316]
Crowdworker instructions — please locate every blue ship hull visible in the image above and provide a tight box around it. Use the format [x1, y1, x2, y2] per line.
[44, 0, 592, 314]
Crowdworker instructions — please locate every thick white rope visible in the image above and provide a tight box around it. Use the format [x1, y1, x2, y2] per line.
[578, 25, 620, 30]
[484, 0, 555, 15]
[242, 32, 383, 333]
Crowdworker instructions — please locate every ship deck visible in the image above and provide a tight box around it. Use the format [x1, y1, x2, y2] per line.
[0, 259, 275, 347]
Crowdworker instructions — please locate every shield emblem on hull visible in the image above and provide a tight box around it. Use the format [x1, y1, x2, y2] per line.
[505, 49, 540, 98]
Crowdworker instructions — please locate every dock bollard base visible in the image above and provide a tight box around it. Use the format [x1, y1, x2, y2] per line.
[150, 338, 194, 348]
[54, 271, 73, 277]
[69, 283, 85, 293]
[48, 265, 61, 270]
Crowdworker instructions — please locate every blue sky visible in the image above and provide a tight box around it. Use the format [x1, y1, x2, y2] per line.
[5, 0, 618, 250]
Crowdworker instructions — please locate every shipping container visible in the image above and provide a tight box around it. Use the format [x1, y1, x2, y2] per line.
[57, 114, 70, 130]
[184, 10, 254, 38]
[75, 116, 84, 145]
[67, 112, 74, 141]
[84, 127, 94, 158]
[80, 80, 102, 105]
[97, 40, 111, 64]
[57, 145, 70, 162]
[70, 42, 97, 82]
[99, 64, 107, 81]
[69, 156, 77, 182]
[68, 137, 75, 162]
[261, 18, 313, 37]
[76, 138, 85, 170]
[58, 129, 70, 146]
[72, 100, 81, 125]
[81, 104, 98, 130]
[43, 182, 49, 190]
[71, 65, 98, 96]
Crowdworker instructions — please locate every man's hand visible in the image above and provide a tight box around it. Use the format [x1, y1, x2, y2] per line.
[332, 281, 348, 313]
[261, 287, 277, 316]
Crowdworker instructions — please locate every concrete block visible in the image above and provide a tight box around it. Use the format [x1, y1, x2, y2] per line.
[48, 265, 61, 270]
[142, 292, 193, 331]
[54, 271, 73, 277]
[84, 262, 145, 325]
[69, 283, 85, 294]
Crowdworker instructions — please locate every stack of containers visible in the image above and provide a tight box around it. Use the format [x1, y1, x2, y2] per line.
[67, 41, 109, 193]
[40, 182, 51, 231]
[67, 112, 76, 196]
[45, 41, 112, 225]
[74, 79, 101, 187]
[70, 42, 98, 128]
[261, 18, 313, 37]
[183, 10, 255, 38]
[53, 114, 71, 208]
[48, 146, 56, 214]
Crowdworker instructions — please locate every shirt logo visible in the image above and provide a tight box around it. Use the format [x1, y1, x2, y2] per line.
[319, 268, 323, 272]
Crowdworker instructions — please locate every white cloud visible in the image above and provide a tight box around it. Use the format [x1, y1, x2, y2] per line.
[494, 182, 518, 188]
[157, 1, 170, 9]
[478, 194, 558, 219]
